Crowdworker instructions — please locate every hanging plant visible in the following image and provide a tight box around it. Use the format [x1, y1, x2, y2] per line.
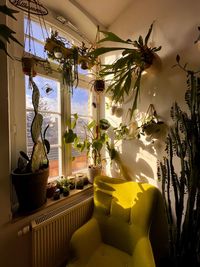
[45, 31, 79, 93]
[137, 104, 167, 141]
[90, 22, 162, 119]
[78, 41, 95, 70]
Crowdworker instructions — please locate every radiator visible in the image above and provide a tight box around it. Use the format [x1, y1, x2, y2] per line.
[31, 196, 93, 267]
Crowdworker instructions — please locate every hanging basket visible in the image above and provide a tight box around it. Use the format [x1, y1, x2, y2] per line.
[22, 56, 37, 77]
[140, 104, 167, 140]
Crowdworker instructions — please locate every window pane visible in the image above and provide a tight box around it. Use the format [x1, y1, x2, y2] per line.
[24, 17, 49, 42]
[25, 76, 60, 113]
[71, 87, 89, 116]
[78, 65, 88, 75]
[48, 146, 59, 177]
[24, 40, 47, 59]
[72, 150, 88, 172]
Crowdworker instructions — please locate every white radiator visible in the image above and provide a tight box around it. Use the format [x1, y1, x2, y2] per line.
[31, 196, 93, 267]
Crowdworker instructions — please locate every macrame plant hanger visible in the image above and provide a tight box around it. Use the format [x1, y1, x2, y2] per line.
[9, 0, 49, 77]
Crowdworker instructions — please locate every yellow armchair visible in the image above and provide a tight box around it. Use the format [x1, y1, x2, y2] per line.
[67, 176, 168, 267]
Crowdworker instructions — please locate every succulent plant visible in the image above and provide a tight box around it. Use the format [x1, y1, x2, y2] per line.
[17, 77, 50, 173]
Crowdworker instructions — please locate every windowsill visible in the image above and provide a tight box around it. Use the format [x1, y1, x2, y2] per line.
[12, 184, 93, 223]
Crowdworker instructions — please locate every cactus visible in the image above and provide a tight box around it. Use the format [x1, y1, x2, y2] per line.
[17, 77, 50, 173]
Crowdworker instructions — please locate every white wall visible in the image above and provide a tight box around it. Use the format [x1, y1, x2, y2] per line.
[105, 0, 200, 184]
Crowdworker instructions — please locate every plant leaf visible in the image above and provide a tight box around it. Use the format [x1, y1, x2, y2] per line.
[19, 151, 30, 162]
[99, 31, 130, 44]
[90, 47, 125, 58]
[44, 139, 50, 154]
[144, 22, 154, 45]
[64, 129, 77, 143]
[87, 120, 96, 130]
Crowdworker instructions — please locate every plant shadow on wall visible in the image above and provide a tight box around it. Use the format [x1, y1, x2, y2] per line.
[0, 4, 22, 57]
[90, 22, 162, 120]
[158, 51, 200, 266]
[107, 109, 167, 182]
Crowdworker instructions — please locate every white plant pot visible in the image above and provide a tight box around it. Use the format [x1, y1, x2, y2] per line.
[88, 165, 102, 184]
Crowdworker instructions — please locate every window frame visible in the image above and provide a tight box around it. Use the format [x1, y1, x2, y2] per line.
[23, 14, 93, 179]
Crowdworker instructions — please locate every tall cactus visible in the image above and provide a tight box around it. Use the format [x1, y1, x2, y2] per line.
[17, 77, 50, 173]
[158, 57, 200, 267]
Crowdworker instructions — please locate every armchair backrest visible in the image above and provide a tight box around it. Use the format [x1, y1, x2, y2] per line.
[93, 176, 168, 264]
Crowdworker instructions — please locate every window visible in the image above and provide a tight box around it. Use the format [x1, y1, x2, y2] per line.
[24, 16, 92, 179]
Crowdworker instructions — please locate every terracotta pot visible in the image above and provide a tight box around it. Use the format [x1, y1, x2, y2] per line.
[22, 56, 37, 77]
[12, 168, 49, 213]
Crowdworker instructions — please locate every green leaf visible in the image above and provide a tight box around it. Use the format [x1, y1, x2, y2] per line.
[87, 120, 96, 130]
[129, 70, 142, 119]
[43, 125, 49, 139]
[144, 22, 154, 45]
[71, 113, 78, 129]
[19, 151, 30, 162]
[64, 129, 77, 143]
[99, 119, 110, 130]
[92, 140, 103, 152]
[122, 48, 138, 56]
[44, 139, 50, 154]
[99, 31, 130, 44]
[90, 47, 126, 58]
[138, 35, 144, 46]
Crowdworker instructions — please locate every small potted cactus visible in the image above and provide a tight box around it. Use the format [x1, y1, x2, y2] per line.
[12, 77, 50, 213]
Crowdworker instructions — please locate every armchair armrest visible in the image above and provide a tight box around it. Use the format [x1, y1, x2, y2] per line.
[131, 236, 156, 267]
[68, 218, 102, 264]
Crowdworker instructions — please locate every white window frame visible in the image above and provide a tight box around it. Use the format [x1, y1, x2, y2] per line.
[23, 14, 93, 179]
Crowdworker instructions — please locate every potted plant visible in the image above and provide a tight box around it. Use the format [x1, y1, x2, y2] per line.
[158, 55, 200, 267]
[0, 4, 22, 57]
[90, 22, 162, 119]
[137, 104, 167, 142]
[12, 77, 50, 213]
[64, 114, 110, 183]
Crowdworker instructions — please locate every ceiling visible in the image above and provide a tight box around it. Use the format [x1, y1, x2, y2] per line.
[70, 0, 133, 28]
[41, 0, 133, 41]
